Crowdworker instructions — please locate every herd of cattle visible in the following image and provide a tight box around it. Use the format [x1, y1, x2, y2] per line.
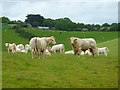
[5, 36, 109, 59]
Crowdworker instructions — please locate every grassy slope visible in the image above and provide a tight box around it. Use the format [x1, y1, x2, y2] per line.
[2, 29, 28, 51]
[24, 28, 118, 50]
[2, 29, 118, 88]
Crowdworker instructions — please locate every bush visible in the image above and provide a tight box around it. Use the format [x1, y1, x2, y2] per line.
[15, 29, 35, 40]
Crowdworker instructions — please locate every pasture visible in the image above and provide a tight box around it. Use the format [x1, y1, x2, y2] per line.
[2, 28, 118, 88]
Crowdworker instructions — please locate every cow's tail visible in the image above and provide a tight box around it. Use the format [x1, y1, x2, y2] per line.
[35, 38, 38, 53]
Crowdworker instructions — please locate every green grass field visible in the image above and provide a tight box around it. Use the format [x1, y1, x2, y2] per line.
[2, 28, 118, 88]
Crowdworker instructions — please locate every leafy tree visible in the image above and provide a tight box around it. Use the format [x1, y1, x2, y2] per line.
[42, 18, 55, 28]
[109, 23, 118, 31]
[118, 23, 120, 31]
[9, 20, 17, 24]
[0, 16, 10, 23]
[102, 23, 110, 27]
[54, 18, 74, 31]
[25, 14, 44, 27]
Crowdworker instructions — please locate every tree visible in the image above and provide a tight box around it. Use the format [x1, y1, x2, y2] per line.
[109, 23, 118, 31]
[54, 18, 74, 31]
[25, 14, 44, 27]
[0, 16, 10, 23]
[42, 18, 55, 28]
[102, 23, 110, 27]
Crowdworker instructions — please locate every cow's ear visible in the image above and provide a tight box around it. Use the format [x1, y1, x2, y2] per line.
[51, 36, 54, 38]
[74, 38, 77, 41]
[74, 39, 77, 43]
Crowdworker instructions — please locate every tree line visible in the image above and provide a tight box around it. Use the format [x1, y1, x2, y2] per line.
[0, 14, 119, 31]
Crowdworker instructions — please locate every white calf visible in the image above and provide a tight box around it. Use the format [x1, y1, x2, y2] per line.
[65, 50, 74, 54]
[80, 51, 85, 56]
[85, 49, 92, 56]
[5, 43, 16, 53]
[16, 44, 25, 53]
[25, 44, 31, 53]
[51, 44, 65, 53]
[80, 49, 92, 56]
[45, 49, 51, 56]
[97, 47, 109, 56]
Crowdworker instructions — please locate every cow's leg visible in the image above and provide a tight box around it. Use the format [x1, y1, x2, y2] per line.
[12, 50, 14, 53]
[8, 49, 9, 53]
[92, 48, 97, 57]
[77, 49, 80, 57]
[13, 49, 15, 53]
[32, 49, 35, 59]
[90, 48, 95, 57]
[38, 52, 40, 59]
[54, 50, 56, 53]
[74, 48, 80, 57]
[42, 51, 45, 60]
[98, 52, 100, 56]
[37, 49, 41, 59]
[60, 49, 62, 53]
[60, 49, 61, 53]
[104, 51, 107, 56]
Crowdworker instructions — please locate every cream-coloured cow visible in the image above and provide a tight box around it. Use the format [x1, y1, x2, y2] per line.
[29, 36, 56, 59]
[5, 43, 16, 53]
[69, 37, 97, 57]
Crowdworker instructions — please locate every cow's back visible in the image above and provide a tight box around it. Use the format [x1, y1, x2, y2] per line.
[83, 38, 96, 48]
[37, 38, 47, 51]
[29, 37, 37, 49]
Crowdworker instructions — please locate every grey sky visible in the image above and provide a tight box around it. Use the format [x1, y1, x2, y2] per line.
[0, 0, 119, 24]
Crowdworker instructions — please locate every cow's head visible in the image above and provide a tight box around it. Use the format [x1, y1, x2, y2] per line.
[5, 43, 9, 47]
[46, 36, 56, 45]
[69, 37, 78, 46]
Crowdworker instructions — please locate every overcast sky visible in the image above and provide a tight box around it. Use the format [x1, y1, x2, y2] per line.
[0, 0, 119, 24]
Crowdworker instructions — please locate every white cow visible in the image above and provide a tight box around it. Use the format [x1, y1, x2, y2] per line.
[50, 44, 65, 53]
[65, 50, 74, 54]
[29, 36, 56, 59]
[5, 43, 16, 53]
[25, 44, 31, 53]
[45, 49, 51, 56]
[69, 37, 97, 57]
[84, 49, 92, 56]
[16, 44, 24, 50]
[16, 44, 25, 53]
[80, 51, 85, 56]
[97, 47, 109, 56]
[80, 49, 92, 56]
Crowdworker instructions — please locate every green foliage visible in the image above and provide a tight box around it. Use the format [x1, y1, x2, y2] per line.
[0, 15, 118, 31]
[15, 29, 35, 40]
[109, 23, 118, 31]
[54, 18, 74, 31]
[102, 23, 110, 27]
[42, 18, 55, 28]
[0, 16, 10, 23]
[25, 14, 44, 27]
[0, 23, 9, 30]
